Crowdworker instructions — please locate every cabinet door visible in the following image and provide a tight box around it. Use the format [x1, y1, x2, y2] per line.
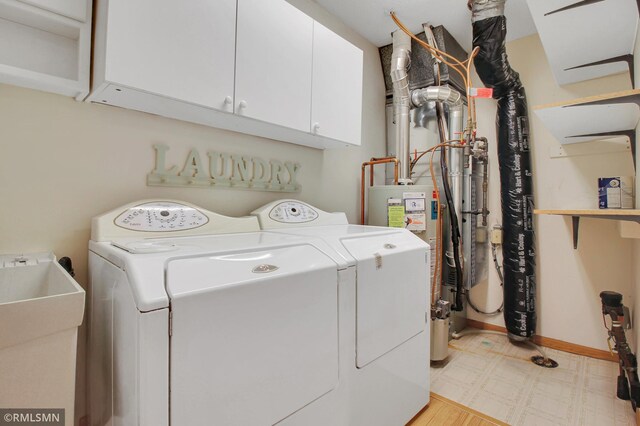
[311, 22, 363, 145]
[235, 0, 313, 132]
[105, 0, 236, 112]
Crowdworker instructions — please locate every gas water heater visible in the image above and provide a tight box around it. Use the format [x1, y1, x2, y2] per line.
[371, 23, 490, 361]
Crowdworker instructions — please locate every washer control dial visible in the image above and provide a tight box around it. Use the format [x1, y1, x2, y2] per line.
[114, 202, 209, 232]
[269, 201, 318, 223]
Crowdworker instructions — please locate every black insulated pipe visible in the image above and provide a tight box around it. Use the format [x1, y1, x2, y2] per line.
[471, 1, 536, 340]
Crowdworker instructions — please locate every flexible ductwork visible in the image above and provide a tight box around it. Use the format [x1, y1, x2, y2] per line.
[391, 30, 412, 184]
[471, 0, 536, 340]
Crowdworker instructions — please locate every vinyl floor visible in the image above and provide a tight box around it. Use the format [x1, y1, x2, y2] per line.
[428, 332, 636, 425]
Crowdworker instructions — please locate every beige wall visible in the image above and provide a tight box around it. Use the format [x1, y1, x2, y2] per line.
[3, 1, 637, 420]
[633, 28, 640, 354]
[468, 33, 635, 351]
[0, 1, 386, 422]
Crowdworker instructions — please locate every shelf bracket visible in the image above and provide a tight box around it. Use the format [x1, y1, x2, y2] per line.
[572, 216, 580, 249]
[568, 214, 640, 249]
[561, 94, 640, 170]
[564, 54, 635, 89]
[566, 130, 636, 170]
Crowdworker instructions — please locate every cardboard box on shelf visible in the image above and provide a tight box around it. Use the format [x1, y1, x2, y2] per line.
[598, 176, 634, 209]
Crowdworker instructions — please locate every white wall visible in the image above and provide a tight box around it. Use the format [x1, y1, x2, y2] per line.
[468, 33, 635, 351]
[0, 1, 386, 422]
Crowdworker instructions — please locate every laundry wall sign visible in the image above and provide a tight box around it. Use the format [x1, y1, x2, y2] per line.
[148, 144, 301, 192]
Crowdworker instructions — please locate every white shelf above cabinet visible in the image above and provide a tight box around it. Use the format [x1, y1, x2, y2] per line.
[0, 0, 91, 99]
[526, 0, 639, 86]
[534, 89, 640, 165]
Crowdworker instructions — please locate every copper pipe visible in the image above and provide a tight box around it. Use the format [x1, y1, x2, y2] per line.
[370, 163, 375, 187]
[360, 157, 399, 225]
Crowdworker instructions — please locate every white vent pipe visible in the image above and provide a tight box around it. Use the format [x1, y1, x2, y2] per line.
[390, 29, 412, 184]
[448, 102, 465, 260]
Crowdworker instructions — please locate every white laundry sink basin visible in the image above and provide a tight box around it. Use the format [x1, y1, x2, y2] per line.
[0, 253, 85, 350]
[0, 252, 85, 425]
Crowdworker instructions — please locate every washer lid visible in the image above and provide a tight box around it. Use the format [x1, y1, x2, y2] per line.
[90, 231, 330, 312]
[167, 244, 337, 298]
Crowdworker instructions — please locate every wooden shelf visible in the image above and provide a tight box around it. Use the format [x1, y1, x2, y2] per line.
[534, 209, 640, 249]
[535, 209, 640, 219]
[534, 90, 640, 110]
[533, 89, 640, 167]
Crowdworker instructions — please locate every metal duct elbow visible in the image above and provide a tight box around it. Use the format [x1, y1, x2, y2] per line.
[391, 29, 412, 183]
[411, 86, 463, 110]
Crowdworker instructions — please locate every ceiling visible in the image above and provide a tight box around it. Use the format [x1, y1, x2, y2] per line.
[312, 0, 538, 50]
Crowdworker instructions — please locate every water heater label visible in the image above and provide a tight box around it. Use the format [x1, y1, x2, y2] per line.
[404, 192, 426, 212]
[406, 214, 426, 231]
[387, 198, 405, 228]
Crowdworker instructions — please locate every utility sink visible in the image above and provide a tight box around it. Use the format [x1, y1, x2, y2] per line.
[0, 253, 85, 425]
[0, 253, 84, 349]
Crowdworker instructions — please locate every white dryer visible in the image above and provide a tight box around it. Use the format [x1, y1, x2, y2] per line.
[251, 200, 431, 426]
[88, 200, 349, 426]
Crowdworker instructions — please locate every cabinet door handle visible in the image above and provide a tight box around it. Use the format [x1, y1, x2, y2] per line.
[224, 96, 233, 105]
[312, 122, 321, 134]
[238, 100, 248, 110]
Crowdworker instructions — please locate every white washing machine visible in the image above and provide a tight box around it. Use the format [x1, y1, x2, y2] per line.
[88, 200, 352, 426]
[251, 200, 431, 426]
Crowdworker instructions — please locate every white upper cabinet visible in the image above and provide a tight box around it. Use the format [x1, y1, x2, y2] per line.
[16, 0, 87, 22]
[311, 22, 363, 146]
[98, 0, 236, 112]
[527, 0, 639, 86]
[87, 0, 363, 149]
[235, 0, 313, 132]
